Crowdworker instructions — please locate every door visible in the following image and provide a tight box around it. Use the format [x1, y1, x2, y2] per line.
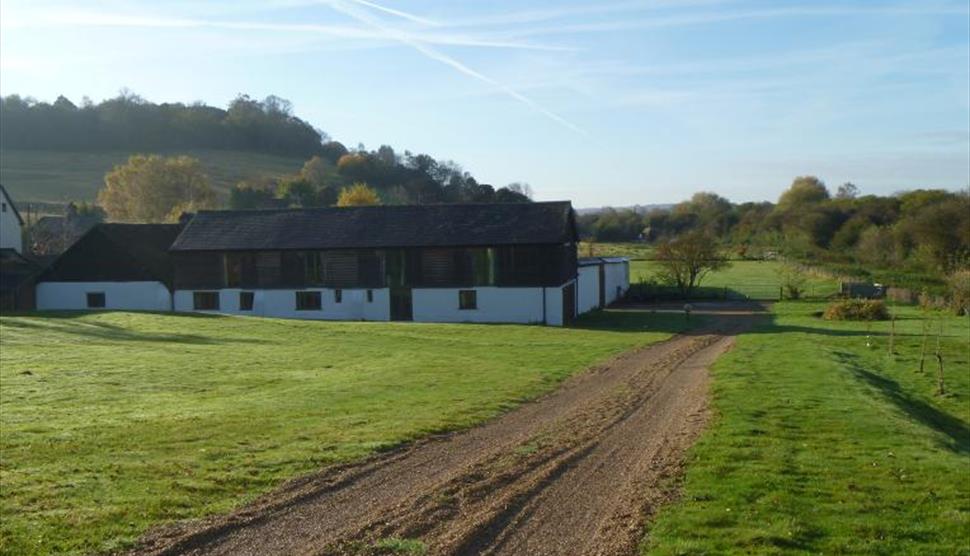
[562, 282, 576, 326]
[390, 288, 413, 321]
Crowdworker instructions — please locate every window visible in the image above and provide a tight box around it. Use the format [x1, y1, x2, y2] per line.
[193, 291, 220, 310]
[366, 289, 374, 303]
[239, 291, 254, 311]
[295, 291, 322, 311]
[1, 202, 6, 212]
[86, 292, 105, 308]
[459, 289, 477, 310]
[334, 289, 342, 303]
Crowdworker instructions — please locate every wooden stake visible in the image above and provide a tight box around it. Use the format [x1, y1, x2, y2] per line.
[888, 315, 896, 356]
[918, 318, 928, 373]
[935, 319, 945, 396]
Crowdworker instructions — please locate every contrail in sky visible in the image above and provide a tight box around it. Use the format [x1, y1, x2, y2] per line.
[327, 0, 585, 134]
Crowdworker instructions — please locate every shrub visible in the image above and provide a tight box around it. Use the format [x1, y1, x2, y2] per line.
[823, 299, 890, 321]
[947, 269, 970, 315]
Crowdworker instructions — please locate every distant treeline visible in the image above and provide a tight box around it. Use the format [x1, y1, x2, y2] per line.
[579, 178, 969, 286]
[1, 92, 533, 206]
[1, 92, 327, 157]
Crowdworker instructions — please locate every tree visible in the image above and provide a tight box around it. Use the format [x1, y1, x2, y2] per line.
[277, 177, 320, 207]
[98, 155, 215, 222]
[777, 176, 830, 210]
[654, 230, 729, 298]
[836, 182, 859, 199]
[337, 183, 381, 207]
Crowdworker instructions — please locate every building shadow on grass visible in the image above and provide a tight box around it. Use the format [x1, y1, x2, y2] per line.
[834, 350, 970, 455]
[1, 311, 268, 345]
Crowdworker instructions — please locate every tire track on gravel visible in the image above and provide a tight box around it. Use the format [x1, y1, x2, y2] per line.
[133, 314, 756, 556]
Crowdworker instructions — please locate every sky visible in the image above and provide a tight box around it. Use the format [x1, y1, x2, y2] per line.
[1, 0, 968, 207]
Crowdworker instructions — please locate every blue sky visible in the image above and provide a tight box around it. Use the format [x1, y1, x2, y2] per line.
[1, 0, 968, 207]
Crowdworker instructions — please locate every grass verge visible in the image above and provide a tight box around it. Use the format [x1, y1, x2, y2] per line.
[644, 302, 970, 554]
[0, 309, 687, 555]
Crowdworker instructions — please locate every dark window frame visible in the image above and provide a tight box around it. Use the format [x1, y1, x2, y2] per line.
[334, 289, 343, 303]
[295, 291, 322, 311]
[86, 292, 106, 308]
[239, 291, 254, 311]
[366, 289, 374, 303]
[459, 289, 477, 310]
[193, 291, 220, 310]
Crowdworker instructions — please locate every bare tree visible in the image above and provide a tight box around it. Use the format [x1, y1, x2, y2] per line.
[655, 230, 729, 298]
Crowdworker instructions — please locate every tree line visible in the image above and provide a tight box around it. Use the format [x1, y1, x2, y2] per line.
[229, 147, 532, 209]
[2, 92, 535, 208]
[1, 92, 326, 157]
[579, 177, 970, 286]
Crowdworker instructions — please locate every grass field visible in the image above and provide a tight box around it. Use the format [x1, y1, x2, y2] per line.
[630, 259, 841, 300]
[644, 302, 970, 554]
[0, 149, 305, 204]
[0, 309, 690, 556]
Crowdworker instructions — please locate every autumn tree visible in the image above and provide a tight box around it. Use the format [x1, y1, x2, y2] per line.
[655, 230, 729, 298]
[98, 155, 215, 222]
[337, 183, 381, 207]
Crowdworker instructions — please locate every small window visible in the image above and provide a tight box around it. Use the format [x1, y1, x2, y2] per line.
[366, 289, 374, 303]
[193, 291, 220, 310]
[296, 291, 322, 311]
[1, 202, 6, 212]
[334, 289, 343, 303]
[239, 291, 254, 311]
[459, 289, 477, 310]
[86, 292, 105, 308]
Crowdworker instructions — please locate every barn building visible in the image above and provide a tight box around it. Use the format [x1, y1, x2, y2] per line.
[34, 203, 629, 325]
[35, 224, 181, 311]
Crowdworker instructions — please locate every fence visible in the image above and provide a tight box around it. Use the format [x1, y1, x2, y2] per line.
[627, 282, 839, 302]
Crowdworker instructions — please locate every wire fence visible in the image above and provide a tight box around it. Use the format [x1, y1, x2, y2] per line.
[627, 282, 840, 302]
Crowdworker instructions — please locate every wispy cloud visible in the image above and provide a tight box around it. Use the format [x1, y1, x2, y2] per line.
[324, 0, 586, 134]
[0, 6, 573, 51]
[343, 0, 438, 26]
[499, 3, 970, 38]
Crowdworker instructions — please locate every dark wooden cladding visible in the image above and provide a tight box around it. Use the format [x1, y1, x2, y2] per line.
[173, 244, 576, 290]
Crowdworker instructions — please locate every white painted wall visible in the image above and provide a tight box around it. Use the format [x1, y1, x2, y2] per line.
[174, 286, 574, 325]
[36, 281, 171, 311]
[0, 192, 22, 253]
[173, 288, 390, 321]
[577, 266, 600, 314]
[603, 261, 630, 304]
[412, 287, 546, 324]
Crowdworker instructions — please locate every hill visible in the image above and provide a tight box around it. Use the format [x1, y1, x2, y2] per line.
[0, 149, 305, 205]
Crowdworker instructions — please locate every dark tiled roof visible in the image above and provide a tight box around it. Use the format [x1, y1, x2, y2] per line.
[171, 202, 577, 251]
[38, 224, 182, 287]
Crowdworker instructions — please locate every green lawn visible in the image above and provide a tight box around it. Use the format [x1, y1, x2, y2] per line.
[0, 149, 305, 204]
[630, 259, 841, 300]
[644, 302, 970, 555]
[0, 310, 688, 556]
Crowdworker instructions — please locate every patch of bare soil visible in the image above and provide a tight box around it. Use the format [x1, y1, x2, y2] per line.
[132, 314, 757, 556]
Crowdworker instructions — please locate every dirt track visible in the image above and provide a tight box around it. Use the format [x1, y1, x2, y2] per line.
[134, 312, 756, 556]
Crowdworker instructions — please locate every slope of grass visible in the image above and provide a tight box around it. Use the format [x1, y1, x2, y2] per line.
[0, 310, 688, 556]
[0, 149, 304, 204]
[630, 259, 840, 299]
[644, 302, 970, 555]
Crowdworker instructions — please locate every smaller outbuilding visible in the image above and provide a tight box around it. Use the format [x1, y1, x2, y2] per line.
[577, 257, 630, 313]
[35, 224, 181, 311]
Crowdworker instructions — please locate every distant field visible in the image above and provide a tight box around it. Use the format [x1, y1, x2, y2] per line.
[630, 259, 841, 299]
[0, 310, 691, 555]
[645, 302, 970, 554]
[0, 149, 305, 204]
[579, 241, 655, 260]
